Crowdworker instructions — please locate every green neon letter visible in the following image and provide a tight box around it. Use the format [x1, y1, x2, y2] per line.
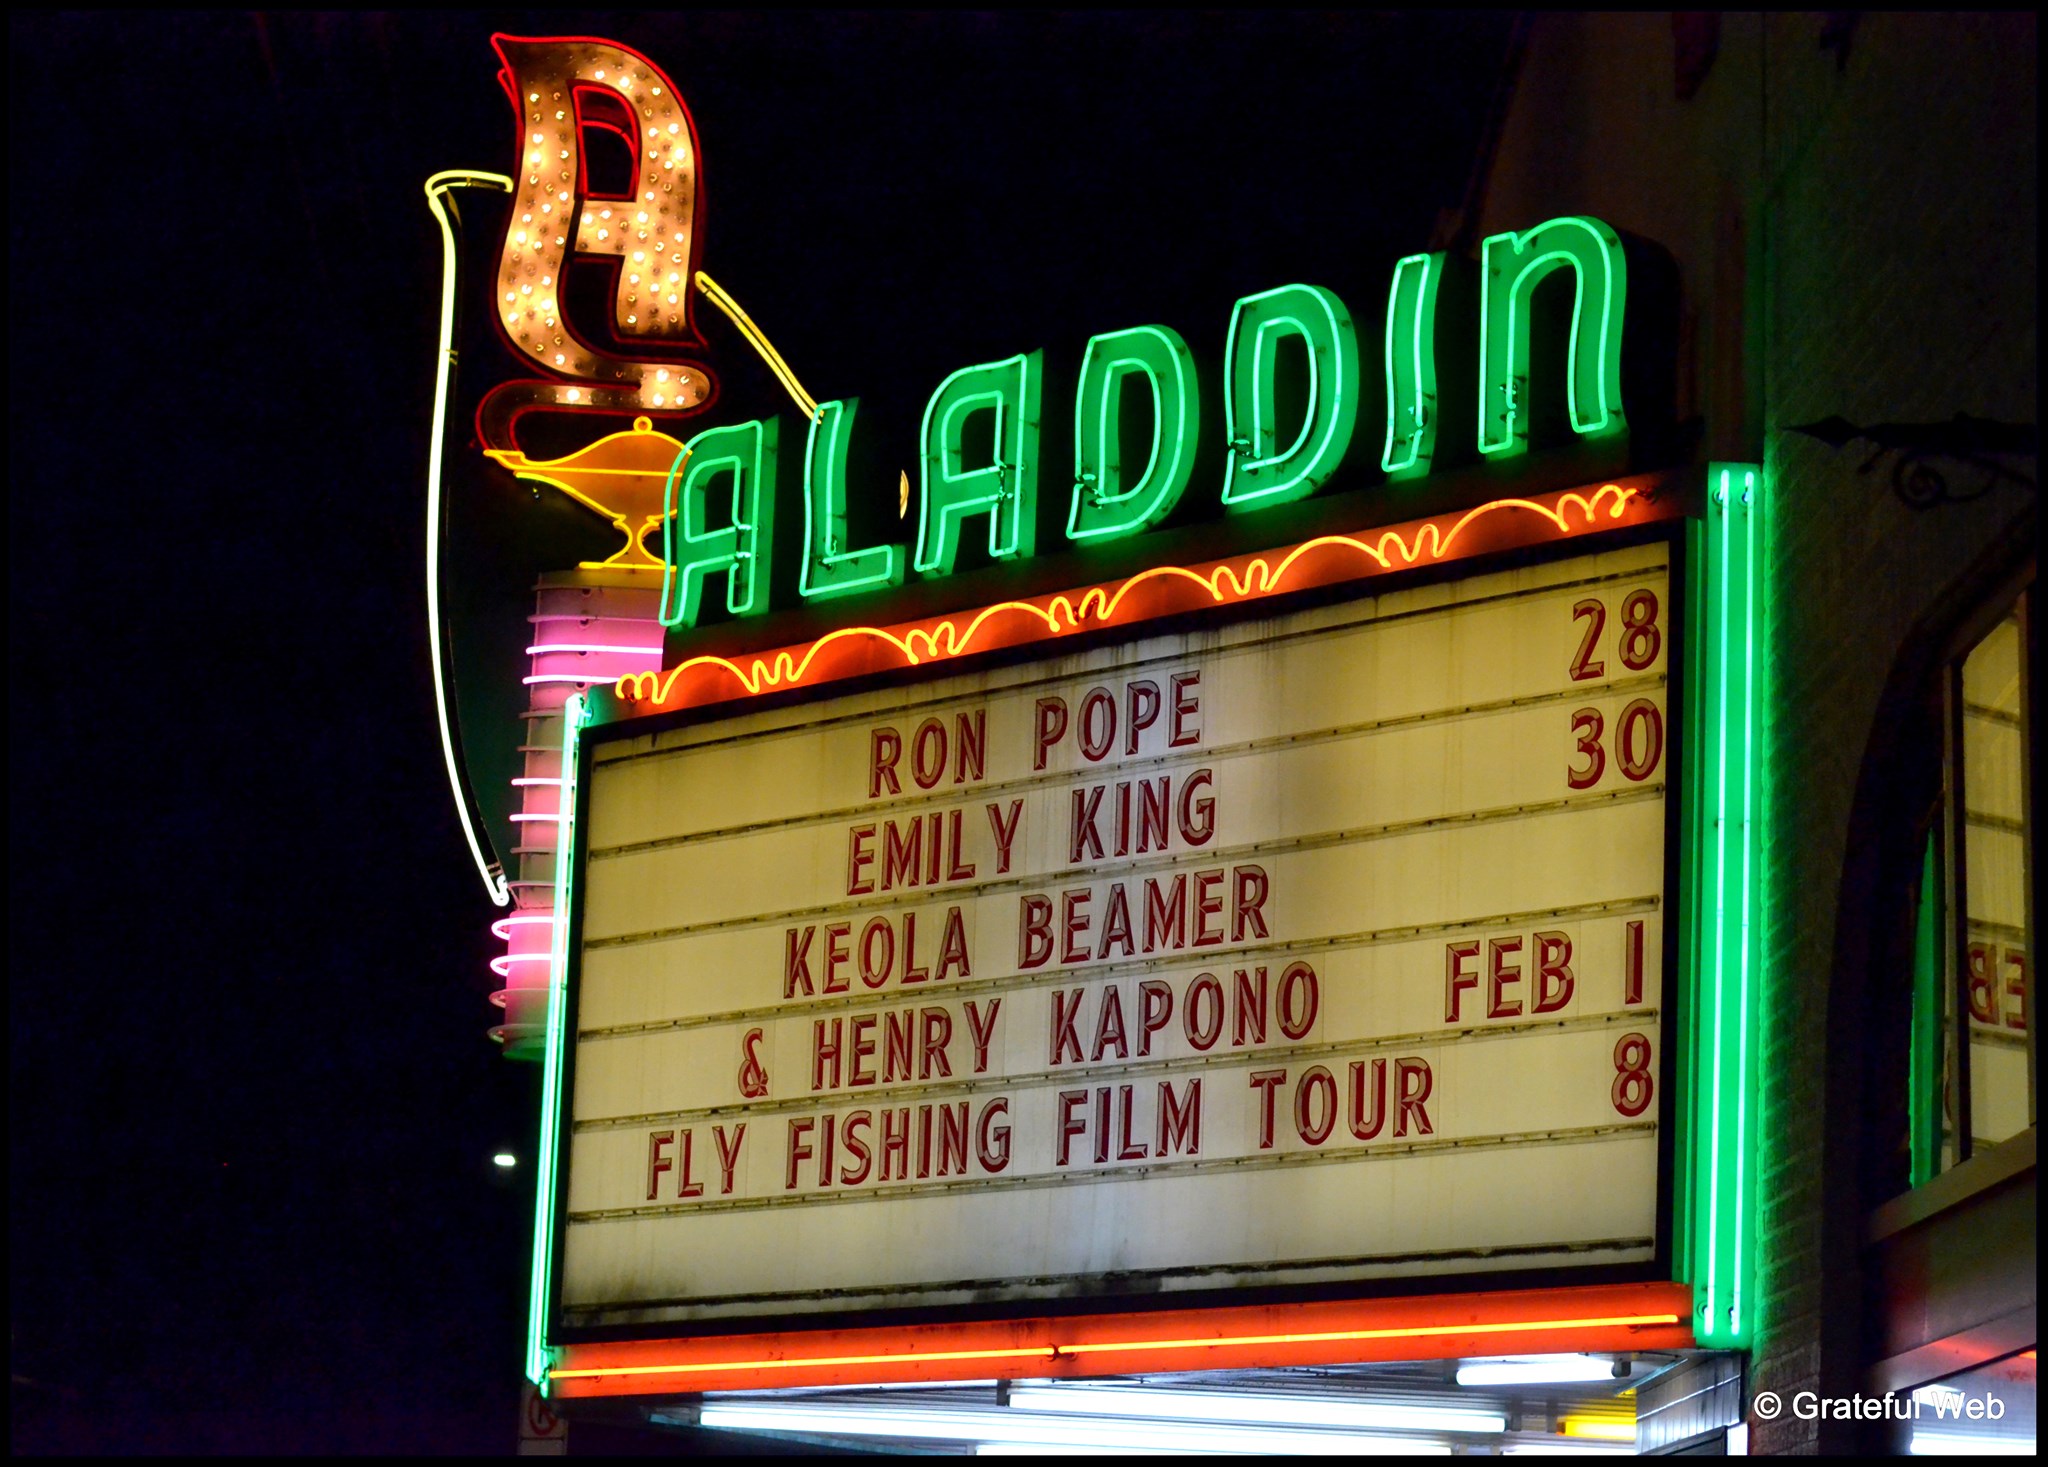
[1068, 325, 1198, 543]
[660, 419, 777, 629]
[800, 399, 904, 602]
[1221, 284, 1359, 512]
[1477, 215, 1627, 459]
[1381, 252, 1443, 481]
[915, 352, 1042, 575]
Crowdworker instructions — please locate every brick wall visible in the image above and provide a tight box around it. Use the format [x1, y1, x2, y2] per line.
[1476, 11, 2037, 1453]
[1751, 11, 2035, 1452]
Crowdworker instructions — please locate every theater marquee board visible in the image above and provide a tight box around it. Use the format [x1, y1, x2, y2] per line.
[556, 538, 1677, 1331]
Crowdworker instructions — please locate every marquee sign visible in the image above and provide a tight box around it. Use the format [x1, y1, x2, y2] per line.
[559, 538, 1675, 1331]
[419, 28, 1769, 1397]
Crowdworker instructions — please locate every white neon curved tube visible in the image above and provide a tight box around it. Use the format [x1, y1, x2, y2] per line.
[425, 168, 516, 907]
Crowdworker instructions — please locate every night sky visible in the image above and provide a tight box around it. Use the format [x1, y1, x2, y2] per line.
[9, 12, 1512, 1452]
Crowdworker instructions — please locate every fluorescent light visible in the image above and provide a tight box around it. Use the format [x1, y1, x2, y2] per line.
[976, 1447, 1185, 1457]
[1561, 1419, 1636, 1441]
[1502, 1445, 1634, 1456]
[1910, 1384, 1969, 1410]
[1457, 1355, 1619, 1387]
[1910, 1432, 2035, 1455]
[710, 1380, 999, 1396]
[698, 1403, 1450, 1455]
[1009, 1387, 1505, 1434]
[492, 1152, 518, 1168]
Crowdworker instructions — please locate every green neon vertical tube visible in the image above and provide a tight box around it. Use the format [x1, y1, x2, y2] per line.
[1703, 467, 1732, 1342]
[1673, 517, 1709, 1289]
[1730, 465, 1760, 1342]
[526, 692, 586, 1388]
[1687, 464, 1763, 1350]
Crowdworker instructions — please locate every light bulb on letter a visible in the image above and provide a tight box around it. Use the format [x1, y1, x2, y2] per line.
[480, 34, 718, 450]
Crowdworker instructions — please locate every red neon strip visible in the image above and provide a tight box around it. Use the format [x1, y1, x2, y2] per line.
[547, 1281, 1694, 1397]
[615, 482, 1671, 719]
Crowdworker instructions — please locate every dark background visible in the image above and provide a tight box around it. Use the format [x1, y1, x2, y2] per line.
[9, 11, 1513, 1452]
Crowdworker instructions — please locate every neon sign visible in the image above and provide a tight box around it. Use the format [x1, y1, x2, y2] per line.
[462, 43, 1638, 635]
[622, 483, 1657, 713]
[421, 33, 1763, 1392]
[481, 35, 716, 448]
[662, 233, 1630, 628]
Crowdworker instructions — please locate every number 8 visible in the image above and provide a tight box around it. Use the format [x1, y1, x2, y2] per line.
[1612, 1032, 1654, 1117]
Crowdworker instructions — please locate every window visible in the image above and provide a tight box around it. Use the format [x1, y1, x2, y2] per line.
[1910, 579, 2035, 1183]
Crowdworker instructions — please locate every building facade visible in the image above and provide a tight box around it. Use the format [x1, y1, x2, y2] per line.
[1461, 11, 2036, 1454]
[448, 13, 2034, 1454]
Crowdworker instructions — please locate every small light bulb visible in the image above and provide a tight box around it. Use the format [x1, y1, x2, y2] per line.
[493, 1152, 517, 1168]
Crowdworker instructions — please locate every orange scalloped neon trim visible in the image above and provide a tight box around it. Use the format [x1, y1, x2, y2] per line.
[617, 485, 1642, 712]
